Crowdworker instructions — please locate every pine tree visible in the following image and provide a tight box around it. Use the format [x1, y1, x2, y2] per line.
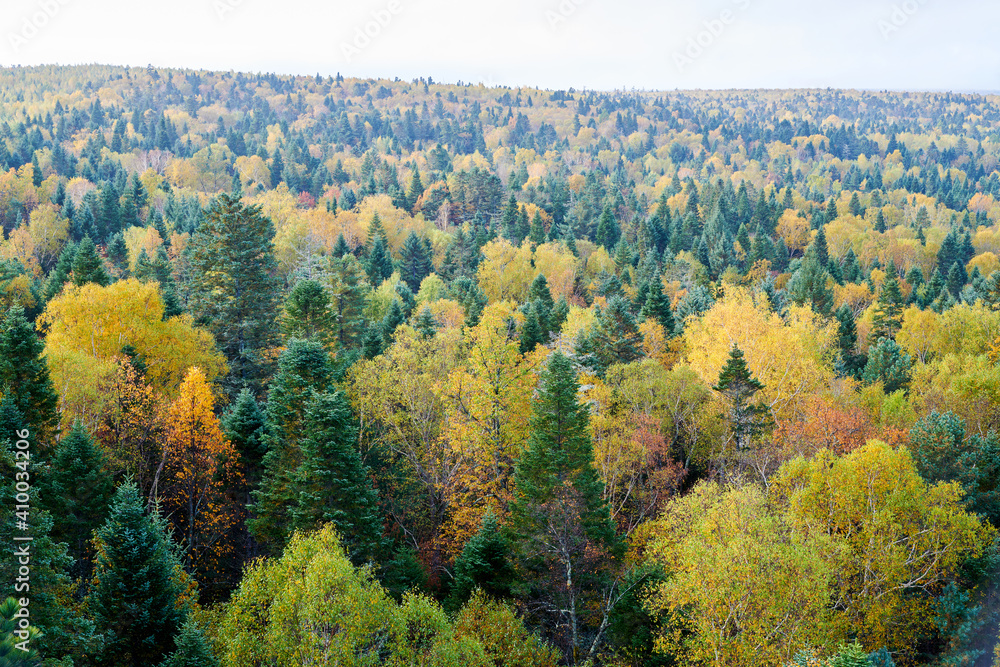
[713, 345, 771, 456]
[862, 337, 912, 393]
[71, 236, 111, 287]
[281, 279, 335, 350]
[289, 390, 384, 564]
[507, 351, 621, 659]
[0, 306, 59, 447]
[88, 484, 190, 667]
[445, 510, 515, 612]
[158, 619, 220, 667]
[187, 194, 280, 398]
[41, 423, 114, 578]
[398, 231, 433, 292]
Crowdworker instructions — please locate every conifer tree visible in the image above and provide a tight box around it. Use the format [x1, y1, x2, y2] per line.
[44, 240, 77, 300]
[595, 204, 621, 249]
[548, 297, 570, 333]
[413, 306, 438, 339]
[834, 304, 866, 379]
[398, 231, 433, 292]
[71, 236, 111, 287]
[0, 306, 59, 446]
[187, 194, 280, 398]
[222, 389, 266, 490]
[507, 351, 621, 659]
[871, 273, 904, 342]
[587, 295, 643, 374]
[289, 390, 384, 564]
[280, 279, 335, 350]
[88, 484, 191, 667]
[787, 244, 834, 315]
[380, 299, 406, 348]
[42, 423, 114, 578]
[640, 278, 675, 333]
[332, 233, 351, 258]
[106, 233, 129, 276]
[159, 619, 220, 667]
[529, 210, 546, 245]
[519, 303, 545, 354]
[446, 510, 515, 612]
[713, 345, 771, 456]
[366, 235, 394, 286]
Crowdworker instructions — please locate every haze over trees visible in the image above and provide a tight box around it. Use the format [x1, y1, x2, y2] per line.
[3, 64, 1000, 665]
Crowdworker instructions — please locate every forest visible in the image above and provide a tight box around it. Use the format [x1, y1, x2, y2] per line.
[2, 63, 1000, 666]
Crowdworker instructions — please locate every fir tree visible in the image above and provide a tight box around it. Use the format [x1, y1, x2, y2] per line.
[529, 210, 546, 245]
[44, 240, 77, 300]
[595, 204, 621, 249]
[221, 389, 267, 491]
[379, 299, 406, 348]
[88, 484, 190, 667]
[640, 277, 675, 333]
[158, 619, 220, 667]
[871, 273, 904, 342]
[713, 345, 771, 456]
[862, 337, 912, 393]
[519, 303, 545, 354]
[787, 245, 834, 315]
[398, 231, 433, 292]
[834, 304, 865, 379]
[413, 306, 438, 339]
[281, 279, 335, 350]
[366, 235, 394, 286]
[289, 391, 384, 564]
[445, 510, 515, 612]
[71, 236, 111, 287]
[587, 295, 643, 374]
[0, 306, 59, 446]
[187, 194, 281, 398]
[332, 233, 351, 259]
[548, 296, 570, 333]
[106, 233, 129, 276]
[41, 423, 114, 578]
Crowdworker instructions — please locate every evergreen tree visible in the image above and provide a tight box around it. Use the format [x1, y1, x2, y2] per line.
[41, 423, 114, 578]
[281, 279, 335, 350]
[99, 184, 122, 239]
[871, 273, 904, 342]
[398, 231, 433, 292]
[529, 210, 546, 245]
[413, 306, 438, 339]
[946, 261, 967, 297]
[713, 345, 771, 456]
[249, 340, 333, 551]
[405, 168, 424, 210]
[834, 304, 865, 379]
[0, 306, 59, 446]
[595, 204, 621, 249]
[222, 389, 266, 490]
[445, 511, 515, 612]
[519, 303, 545, 354]
[548, 297, 570, 334]
[187, 194, 281, 398]
[289, 390, 384, 564]
[842, 248, 861, 283]
[366, 235, 394, 286]
[44, 241, 77, 300]
[862, 337, 912, 393]
[586, 295, 643, 374]
[507, 351, 621, 659]
[787, 245, 834, 315]
[88, 484, 190, 667]
[379, 299, 406, 348]
[158, 619, 220, 667]
[332, 233, 351, 259]
[71, 236, 111, 287]
[501, 195, 519, 242]
[640, 277, 675, 333]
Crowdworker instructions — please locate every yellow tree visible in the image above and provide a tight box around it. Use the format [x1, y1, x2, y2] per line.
[773, 441, 993, 658]
[441, 302, 536, 555]
[477, 238, 535, 302]
[161, 367, 242, 583]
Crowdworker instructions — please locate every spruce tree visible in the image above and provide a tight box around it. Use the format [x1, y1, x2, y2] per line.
[222, 389, 267, 494]
[595, 204, 621, 249]
[787, 245, 834, 315]
[548, 296, 570, 334]
[249, 340, 333, 551]
[398, 231, 433, 292]
[44, 241, 77, 300]
[88, 484, 190, 667]
[0, 306, 59, 447]
[366, 235, 394, 286]
[445, 510, 515, 612]
[413, 306, 438, 339]
[41, 423, 114, 578]
[834, 304, 865, 379]
[159, 619, 220, 667]
[507, 351, 621, 658]
[187, 194, 280, 398]
[862, 337, 912, 393]
[289, 391, 384, 564]
[713, 345, 771, 455]
[529, 210, 546, 245]
[519, 303, 545, 354]
[871, 273, 904, 342]
[71, 236, 111, 287]
[640, 278, 675, 333]
[281, 279, 335, 350]
[587, 295, 643, 374]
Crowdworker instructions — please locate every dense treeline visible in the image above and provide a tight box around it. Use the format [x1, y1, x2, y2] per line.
[3, 64, 1000, 665]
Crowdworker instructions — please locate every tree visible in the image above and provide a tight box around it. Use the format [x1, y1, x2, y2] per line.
[862, 337, 912, 393]
[187, 194, 280, 398]
[160, 367, 242, 584]
[280, 279, 336, 350]
[595, 204, 621, 249]
[41, 422, 114, 578]
[871, 274, 904, 342]
[325, 254, 369, 350]
[834, 304, 866, 379]
[158, 619, 220, 667]
[367, 235, 395, 286]
[640, 278, 675, 333]
[507, 351, 622, 662]
[787, 244, 834, 315]
[399, 231, 434, 292]
[250, 339, 333, 551]
[585, 295, 643, 374]
[70, 235, 111, 287]
[0, 306, 59, 448]
[288, 390, 384, 564]
[446, 511, 516, 612]
[713, 345, 772, 473]
[87, 483, 192, 667]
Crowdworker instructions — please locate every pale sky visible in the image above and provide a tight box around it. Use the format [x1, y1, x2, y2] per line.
[3, 0, 999, 92]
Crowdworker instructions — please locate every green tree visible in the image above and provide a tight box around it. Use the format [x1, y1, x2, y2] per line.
[788, 244, 834, 315]
[289, 390, 384, 564]
[871, 273, 904, 342]
[862, 337, 912, 393]
[280, 279, 335, 350]
[187, 194, 281, 398]
[529, 211, 546, 245]
[0, 306, 59, 447]
[399, 231, 434, 292]
[595, 204, 621, 249]
[640, 278, 675, 333]
[326, 254, 369, 350]
[834, 304, 866, 379]
[44, 240, 76, 300]
[519, 303, 545, 354]
[87, 484, 191, 667]
[507, 351, 622, 661]
[446, 511, 515, 613]
[71, 236, 110, 287]
[713, 345, 771, 460]
[158, 619, 220, 667]
[586, 295, 643, 374]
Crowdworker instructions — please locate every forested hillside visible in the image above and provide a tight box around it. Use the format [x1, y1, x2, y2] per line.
[5, 63, 1000, 666]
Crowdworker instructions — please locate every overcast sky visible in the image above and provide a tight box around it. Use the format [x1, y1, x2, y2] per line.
[3, 0, 999, 92]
